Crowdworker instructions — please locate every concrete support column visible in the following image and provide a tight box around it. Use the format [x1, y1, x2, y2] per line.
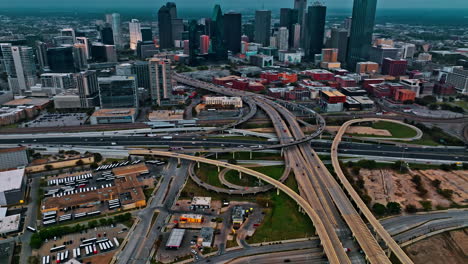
[177, 158, 181, 165]
[232, 152, 235, 159]
[250, 151, 252, 160]
[215, 152, 218, 159]
[239, 171, 242, 180]
[217, 166, 220, 172]
[277, 188, 279, 195]
[197, 162, 200, 169]
[386, 248, 392, 258]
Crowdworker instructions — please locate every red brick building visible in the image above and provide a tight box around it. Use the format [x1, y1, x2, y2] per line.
[381, 58, 408, 76]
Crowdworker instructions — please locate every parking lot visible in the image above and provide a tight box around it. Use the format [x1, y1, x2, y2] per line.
[40, 160, 163, 227]
[22, 113, 88, 128]
[36, 224, 128, 263]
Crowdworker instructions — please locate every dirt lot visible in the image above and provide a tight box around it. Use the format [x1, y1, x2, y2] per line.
[405, 229, 468, 264]
[359, 169, 468, 208]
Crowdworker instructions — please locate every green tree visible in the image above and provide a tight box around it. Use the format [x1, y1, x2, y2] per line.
[405, 204, 417, 213]
[386, 202, 402, 215]
[431, 179, 441, 189]
[419, 200, 432, 211]
[90, 162, 99, 169]
[93, 152, 103, 163]
[76, 159, 84, 166]
[30, 234, 43, 249]
[44, 164, 53, 171]
[372, 203, 387, 216]
[27, 256, 40, 264]
[351, 166, 361, 175]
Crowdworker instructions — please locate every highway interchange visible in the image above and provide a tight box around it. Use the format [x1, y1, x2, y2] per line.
[5, 73, 467, 264]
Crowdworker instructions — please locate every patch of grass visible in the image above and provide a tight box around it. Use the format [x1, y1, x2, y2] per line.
[226, 234, 238, 248]
[195, 164, 224, 188]
[371, 121, 418, 138]
[247, 175, 314, 243]
[103, 158, 126, 164]
[0, 123, 19, 130]
[224, 166, 285, 187]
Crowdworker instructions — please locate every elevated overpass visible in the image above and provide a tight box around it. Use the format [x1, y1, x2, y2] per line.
[129, 149, 351, 264]
[332, 118, 417, 263]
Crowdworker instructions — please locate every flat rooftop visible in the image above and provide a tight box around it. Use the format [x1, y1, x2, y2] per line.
[0, 214, 21, 234]
[191, 196, 211, 206]
[0, 169, 25, 192]
[3, 98, 50, 107]
[92, 108, 136, 117]
[166, 228, 185, 248]
[148, 110, 184, 122]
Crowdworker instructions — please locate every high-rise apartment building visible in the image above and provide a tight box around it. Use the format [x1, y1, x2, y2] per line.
[40, 73, 75, 89]
[1, 44, 37, 95]
[305, 2, 327, 60]
[61, 28, 76, 43]
[346, 0, 378, 71]
[322, 48, 338, 62]
[224, 12, 242, 54]
[254, 10, 271, 47]
[149, 58, 172, 106]
[132, 61, 151, 89]
[129, 19, 142, 50]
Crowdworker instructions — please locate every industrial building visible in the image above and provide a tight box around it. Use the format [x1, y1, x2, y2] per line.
[0, 168, 26, 206]
[0, 147, 29, 170]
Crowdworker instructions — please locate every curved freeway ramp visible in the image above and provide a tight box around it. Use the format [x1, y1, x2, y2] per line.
[331, 118, 415, 264]
[129, 149, 350, 264]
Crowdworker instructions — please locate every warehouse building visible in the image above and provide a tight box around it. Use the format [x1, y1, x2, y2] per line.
[198, 227, 214, 247]
[0, 147, 29, 170]
[0, 168, 26, 206]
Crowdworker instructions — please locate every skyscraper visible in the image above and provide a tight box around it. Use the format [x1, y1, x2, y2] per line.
[129, 19, 142, 50]
[47, 47, 76, 73]
[329, 28, 348, 63]
[224, 12, 242, 54]
[211, 5, 227, 60]
[172, 18, 184, 43]
[158, 5, 173, 49]
[76, 70, 99, 108]
[280, 8, 298, 48]
[76, 37, 91, 59]
[254, 10, 271, 47]
[188, 20, 201, 65]
[35, 41, 48, 70]
[346, 0, 378, 71]
[305, 2, 327, 60]
[73, 44, 88, 70]
[166, 2, 177, 19]
[61, 28, 76, 43]
[293, 24, 301, 49]
[100, 25, 114, 45]
[149, 58, 172, 106]
[141, 27, 153, 42]
[277, 27, 289, 51]
[200, 35, 210, 55]
[294, 0, 307, 48]
[132, 61, 150, 89]
[1, 44, 36, 95]
[294, 0, 307, 25]
[107, 13, 123, 49]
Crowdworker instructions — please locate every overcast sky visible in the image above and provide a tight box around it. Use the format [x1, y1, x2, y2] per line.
[1, 0, 467, 10]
